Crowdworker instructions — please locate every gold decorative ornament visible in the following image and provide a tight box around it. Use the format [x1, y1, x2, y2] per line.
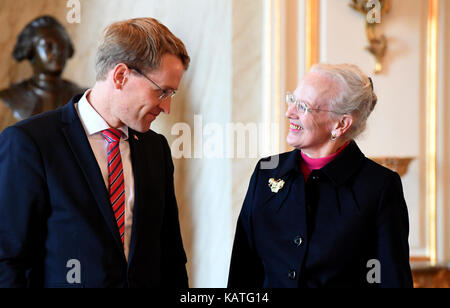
[350, 0, 392, 74]
[371, 157, 415, 177]
[268, 178, 285, 193]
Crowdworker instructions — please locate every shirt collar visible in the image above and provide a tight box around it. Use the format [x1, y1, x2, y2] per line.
[300, 141, 351, 170]
[77, 90, 129, 140]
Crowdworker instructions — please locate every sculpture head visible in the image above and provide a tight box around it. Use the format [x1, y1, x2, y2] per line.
[12, 16, 74, 76]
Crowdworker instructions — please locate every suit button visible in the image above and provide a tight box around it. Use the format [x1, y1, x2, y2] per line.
[312, 175, 319, 180]
[293, 236, 303, 247]
[288, 270, 297, 280]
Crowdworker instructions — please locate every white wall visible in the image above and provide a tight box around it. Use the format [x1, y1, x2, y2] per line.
[72, 0, 237, 287]
[0, 0, 239, 287]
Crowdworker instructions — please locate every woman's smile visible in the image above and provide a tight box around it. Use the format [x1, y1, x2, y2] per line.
[289, 122, 303, 132]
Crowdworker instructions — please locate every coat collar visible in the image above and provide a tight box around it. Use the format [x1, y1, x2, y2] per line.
[276, 149, 302, 178]
[61, 94, 84, 124]
[320, 141, 366, 186]
[61, 94, 142, 141]
[275, 141, 366, 186]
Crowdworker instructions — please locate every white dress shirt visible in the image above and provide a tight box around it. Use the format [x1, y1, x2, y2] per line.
[75, 90, 135, 261]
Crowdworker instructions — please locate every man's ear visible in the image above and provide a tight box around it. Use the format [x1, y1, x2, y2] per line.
[333, 114, 354, 138]
[111, 63, 129, 90]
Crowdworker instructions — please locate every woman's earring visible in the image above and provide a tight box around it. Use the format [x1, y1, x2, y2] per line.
[331, 132, 338, 141]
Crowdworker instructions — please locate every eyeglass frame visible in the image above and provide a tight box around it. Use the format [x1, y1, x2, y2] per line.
[286, 92, 345, 115]
[128, 66, 177, 101]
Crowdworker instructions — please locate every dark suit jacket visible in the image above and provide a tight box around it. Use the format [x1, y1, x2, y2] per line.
[228, 141, 413, 288]
[0, 95, 188, 288]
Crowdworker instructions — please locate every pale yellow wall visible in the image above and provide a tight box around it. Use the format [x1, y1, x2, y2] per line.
[437, 0, 450, 263]
[281, 0, 449, 261]
[290, 0, 449, 262]
[445, 0, 450, 262]
[315, 0, 435, 258]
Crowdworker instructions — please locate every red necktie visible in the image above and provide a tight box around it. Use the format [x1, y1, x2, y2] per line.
[101, 128, 125, 245]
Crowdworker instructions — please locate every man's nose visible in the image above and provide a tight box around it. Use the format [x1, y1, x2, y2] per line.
[159, 99, 171, 114]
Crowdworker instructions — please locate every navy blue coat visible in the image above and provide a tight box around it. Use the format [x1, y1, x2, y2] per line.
[228, 141, 413, 288]
[0, 95, 188, 288]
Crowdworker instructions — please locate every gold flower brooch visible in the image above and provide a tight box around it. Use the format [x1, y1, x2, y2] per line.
[268, 178, 285, 193]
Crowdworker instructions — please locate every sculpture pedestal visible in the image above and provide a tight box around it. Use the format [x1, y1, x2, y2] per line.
[371, 157, 415, 177]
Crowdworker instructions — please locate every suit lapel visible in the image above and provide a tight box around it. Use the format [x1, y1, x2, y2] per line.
[127, 129, 164, 266]
[127, 130, 143, 265]
[60, 98, 125, 256]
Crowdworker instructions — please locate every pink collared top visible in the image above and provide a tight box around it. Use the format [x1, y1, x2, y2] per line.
[300, 142, 351, 181]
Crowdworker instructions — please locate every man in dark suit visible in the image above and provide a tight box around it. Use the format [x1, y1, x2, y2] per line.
[0, 17, 190, 288]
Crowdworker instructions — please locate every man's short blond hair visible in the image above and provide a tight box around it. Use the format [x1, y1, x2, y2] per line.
[95, 18, 190, 80]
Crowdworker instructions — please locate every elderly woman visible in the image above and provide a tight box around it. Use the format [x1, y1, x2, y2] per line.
[228, 63, 413, 288]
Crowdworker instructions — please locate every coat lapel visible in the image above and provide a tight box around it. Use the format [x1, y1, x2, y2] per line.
[256, 151, 309, 247]
[60, 97, 125, 256]
[258, 150, 302, 208]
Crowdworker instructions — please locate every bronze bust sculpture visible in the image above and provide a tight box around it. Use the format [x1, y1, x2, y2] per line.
[0, 16, 85, 131]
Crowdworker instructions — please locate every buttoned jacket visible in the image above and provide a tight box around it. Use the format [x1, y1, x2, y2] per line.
[228, 141, 413, 288]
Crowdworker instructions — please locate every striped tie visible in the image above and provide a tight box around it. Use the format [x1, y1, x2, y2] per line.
[101, 128, 125, 245]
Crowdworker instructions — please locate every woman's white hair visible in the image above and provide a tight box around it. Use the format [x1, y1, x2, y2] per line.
[310, 63, 377, 140]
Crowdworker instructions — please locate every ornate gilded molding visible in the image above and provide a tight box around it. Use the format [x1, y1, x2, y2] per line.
[306, 0, 320, 71]
[426, 0, 439, 265]
[412, 263, 450, 288]
[371, 157, 415, 177]
[350, 0, 392, 74]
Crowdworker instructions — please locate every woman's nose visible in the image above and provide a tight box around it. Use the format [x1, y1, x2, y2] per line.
[285, 103, 298, 119]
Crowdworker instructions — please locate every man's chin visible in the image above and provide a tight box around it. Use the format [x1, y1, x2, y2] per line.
[138, 121, 154, 133]
[128, 115, 157, 133]
[133, 125, 151, 133]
